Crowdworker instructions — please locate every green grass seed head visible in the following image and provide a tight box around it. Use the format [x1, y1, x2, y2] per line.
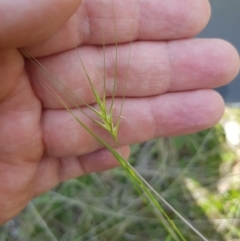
[22, 0, 211, 239]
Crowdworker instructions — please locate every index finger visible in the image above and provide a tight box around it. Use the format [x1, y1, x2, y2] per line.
[0, 0, 81, 48]
[24, 0, 211, 57]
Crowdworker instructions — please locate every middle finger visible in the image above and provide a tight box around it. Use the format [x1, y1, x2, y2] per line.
[27, 38, 239, 108]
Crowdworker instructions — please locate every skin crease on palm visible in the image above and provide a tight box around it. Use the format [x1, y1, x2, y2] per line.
[0, 0, 239, 225]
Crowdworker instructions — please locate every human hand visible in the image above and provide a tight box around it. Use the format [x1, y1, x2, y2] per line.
[0, 0, 239, 224]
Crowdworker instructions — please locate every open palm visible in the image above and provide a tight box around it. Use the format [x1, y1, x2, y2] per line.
[0, 0, 239, 224]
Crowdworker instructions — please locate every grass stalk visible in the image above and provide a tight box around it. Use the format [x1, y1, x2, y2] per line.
[21, 1, 209, 239]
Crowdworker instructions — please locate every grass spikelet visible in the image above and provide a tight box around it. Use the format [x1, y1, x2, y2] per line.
[76, 49, 120, 142]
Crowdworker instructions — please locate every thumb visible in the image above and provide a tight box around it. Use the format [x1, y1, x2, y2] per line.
[0, 0, 82, 48]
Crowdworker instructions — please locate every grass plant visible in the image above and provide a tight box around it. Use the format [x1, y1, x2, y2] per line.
[21, 2, 209, 237]
[22, 34, 200, 241]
